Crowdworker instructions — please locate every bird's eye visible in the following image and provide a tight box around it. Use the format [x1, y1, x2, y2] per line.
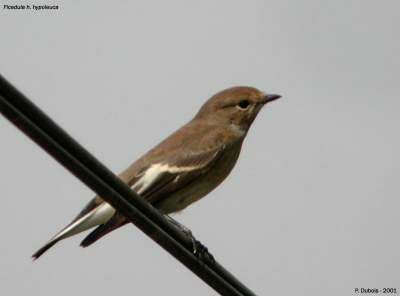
[237, 100, 250, 110]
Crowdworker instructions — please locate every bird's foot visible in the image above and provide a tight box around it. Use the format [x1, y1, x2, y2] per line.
[164, 215, 214, 263]
[192, 239, 215, 263]
[176, 225, 215, 263]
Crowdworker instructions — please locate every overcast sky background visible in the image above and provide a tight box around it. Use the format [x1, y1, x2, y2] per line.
[1, 1, 399, 295]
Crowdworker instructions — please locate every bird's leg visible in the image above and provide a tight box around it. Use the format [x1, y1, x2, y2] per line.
[164, 215, 214, 263]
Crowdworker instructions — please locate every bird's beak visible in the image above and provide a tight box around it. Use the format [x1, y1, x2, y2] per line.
[262, 94, 281, 104]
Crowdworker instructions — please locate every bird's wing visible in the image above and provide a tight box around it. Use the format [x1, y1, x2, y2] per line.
[133, 147, 224, 202]
[79, 144, 226, 247]
[121, 121, 230, 203]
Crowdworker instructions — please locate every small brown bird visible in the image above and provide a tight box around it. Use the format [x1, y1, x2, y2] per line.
[32, 86, 281, 259]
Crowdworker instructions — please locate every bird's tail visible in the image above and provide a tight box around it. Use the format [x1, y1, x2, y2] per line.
[32, 202, 115, 260]
[32, 238, 61, 260]
[80, 213, 127, 248]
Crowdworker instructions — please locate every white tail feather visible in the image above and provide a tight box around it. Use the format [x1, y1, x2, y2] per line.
[52, 203, 115, 241]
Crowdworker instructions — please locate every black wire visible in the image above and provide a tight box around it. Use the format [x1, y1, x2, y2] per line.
[0, 74, 257, 296]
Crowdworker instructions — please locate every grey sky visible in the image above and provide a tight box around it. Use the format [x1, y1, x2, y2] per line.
[1, 1, 399, 295]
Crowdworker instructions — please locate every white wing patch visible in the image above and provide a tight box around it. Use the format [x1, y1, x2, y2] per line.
[131, 164, 165, 194]
[131, 162, 207, 193]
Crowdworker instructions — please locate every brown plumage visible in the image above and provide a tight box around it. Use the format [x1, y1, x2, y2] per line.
[32, 86, 280, 259]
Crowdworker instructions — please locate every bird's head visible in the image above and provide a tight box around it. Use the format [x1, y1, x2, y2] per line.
[195, 86, 281, 133]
